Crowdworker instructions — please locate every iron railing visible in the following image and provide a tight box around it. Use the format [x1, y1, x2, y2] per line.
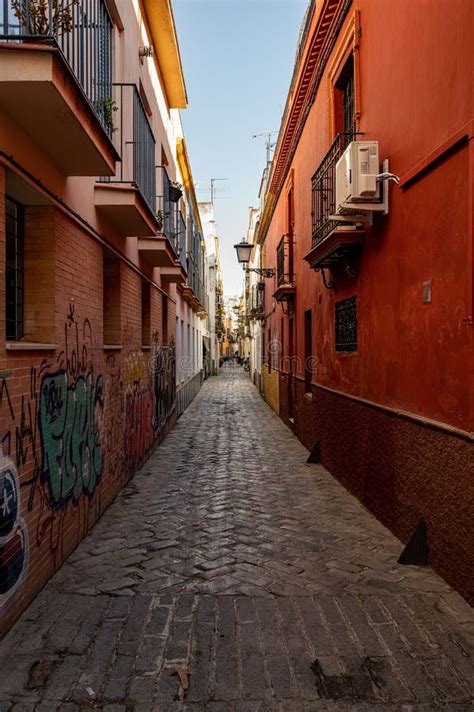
[177, 211, 186, 267]
[0, 0, 113, 136]
[161, 166, 172, 236]
[176, 370, 203, 418]
[157, 167, 185, 259]
[249, 282, 265, 317]
[311, 131, 358, 246]
[276, 234, 294, 287]
[101, 84, 156, 212]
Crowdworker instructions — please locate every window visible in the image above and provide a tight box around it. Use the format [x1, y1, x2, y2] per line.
[334, 54, 355, 136]
[5, 197, 24, 341]
[304, 309, 313, 392]
[103, 251, 121, 344]
[288, 187, 294, 235]
[141, 281, 151, 346]
[335, 296, 357, 352]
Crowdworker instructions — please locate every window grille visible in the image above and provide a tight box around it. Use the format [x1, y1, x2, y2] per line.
[335, 296, 357, 352]
[5, 197, 24, 341]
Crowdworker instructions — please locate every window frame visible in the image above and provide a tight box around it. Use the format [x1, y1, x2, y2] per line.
[5, 196, 25, 342]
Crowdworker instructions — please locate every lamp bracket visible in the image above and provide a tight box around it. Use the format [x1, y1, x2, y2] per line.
[244, 267, 275, 278]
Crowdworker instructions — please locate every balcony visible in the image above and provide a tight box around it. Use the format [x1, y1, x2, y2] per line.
[249, 282, 265, 320]
[140, 166, 184, 269]
[273, 234, 296, 303]
[96, 84, 159, 237]
[0, 0, 118, 175]
[305, 132, 365, 270]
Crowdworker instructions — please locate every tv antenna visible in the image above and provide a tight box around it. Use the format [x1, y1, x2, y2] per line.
[210, 177, 228, 205]
[252, 131, 277, 162]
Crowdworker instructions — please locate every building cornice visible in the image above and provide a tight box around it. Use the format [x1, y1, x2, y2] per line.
[176, 137, 203, 234]
[256, 0, 353, 246]
[142, 0, 188, 109]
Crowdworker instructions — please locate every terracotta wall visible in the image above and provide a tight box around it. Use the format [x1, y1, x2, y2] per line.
[262, 0, 474, 601]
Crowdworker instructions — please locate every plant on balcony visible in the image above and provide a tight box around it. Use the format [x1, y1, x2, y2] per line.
[11, 0, 79, 36]
[169, 181, 183, 203]
[93, 98, 118, 134]
[156, 209, 170, 231]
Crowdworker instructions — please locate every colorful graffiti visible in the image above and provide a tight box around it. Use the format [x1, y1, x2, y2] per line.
[39, 371, 104, 507]
[0, 305, 106, 607]
[0, 303, 178, 614]
[104, 353, 125, 481]
[38, 304, 105, 508]
[123, 352, 154, 472]
[0, 455, 29, 609]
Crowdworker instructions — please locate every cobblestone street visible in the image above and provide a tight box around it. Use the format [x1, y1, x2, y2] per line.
[0, 368, 472, 710]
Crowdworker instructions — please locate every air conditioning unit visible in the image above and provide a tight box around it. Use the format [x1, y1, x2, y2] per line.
[334, 141, 387, 217]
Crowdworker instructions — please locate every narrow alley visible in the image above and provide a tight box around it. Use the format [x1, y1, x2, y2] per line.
[0, 369, 472, 710]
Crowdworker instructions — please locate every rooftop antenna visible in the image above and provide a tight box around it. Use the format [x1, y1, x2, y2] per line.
[210, 178, 228, 205]
[252, 131, 277, 162]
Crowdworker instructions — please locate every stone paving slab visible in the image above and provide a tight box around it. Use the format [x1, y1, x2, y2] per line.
[0, 368, 472, 709]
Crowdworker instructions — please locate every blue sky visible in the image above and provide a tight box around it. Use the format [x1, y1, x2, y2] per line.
[173, 0, 308, 295]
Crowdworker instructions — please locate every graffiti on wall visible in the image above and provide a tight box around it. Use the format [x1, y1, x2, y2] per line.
[39, 371, 104, 508]
[124, 352, 154, 472]
[0, 304, 178, 611]
[0, 305, 106, 608]
[104, 353, 124, 481]
[0, 455, 29, 609]
[39, 304, 105, 508]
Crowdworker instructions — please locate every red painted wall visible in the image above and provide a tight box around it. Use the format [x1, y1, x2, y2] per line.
[265, 0, 473, 431]
[262, 0, 474, 601]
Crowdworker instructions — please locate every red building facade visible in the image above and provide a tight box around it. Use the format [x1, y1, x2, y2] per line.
[259, 0, 473, 602]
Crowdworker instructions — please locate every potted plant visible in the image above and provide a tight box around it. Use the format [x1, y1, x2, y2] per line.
[93, 98, 118, 134]
[11, 0, 79, 36]
[169, 181, 183, 203]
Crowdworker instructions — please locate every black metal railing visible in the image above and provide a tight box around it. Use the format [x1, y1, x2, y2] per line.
[162, 166, 172, 234]
[157, 167, 184, 259]
[276, 234, 294, 286]
[157, 194, 177, 250]
[102, 84, 156, 212]
[249, 282, 265, 317]
[177, 211, 186, 267]
[0, 0, 113, 136]
[311, 131, 358, 246]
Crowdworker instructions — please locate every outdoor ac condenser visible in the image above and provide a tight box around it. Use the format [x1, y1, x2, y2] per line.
[335, 140, 387, 216]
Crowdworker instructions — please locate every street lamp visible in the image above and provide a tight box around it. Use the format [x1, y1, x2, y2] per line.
[234, 240, 253, 265]
[234, 239, 275, 278]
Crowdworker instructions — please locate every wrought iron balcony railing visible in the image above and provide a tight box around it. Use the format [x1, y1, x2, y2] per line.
[178, 211, 186, 267]
[100, 84, 156, 211]
[0, 0, 113, 136]
[311, 131, 357, 246]
[249, 282, 265, 317]
[276, 234, 294, 287]
[157, 167, 187, 260]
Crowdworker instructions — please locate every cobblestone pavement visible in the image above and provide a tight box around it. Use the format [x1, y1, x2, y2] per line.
[0, 368, 473, 710]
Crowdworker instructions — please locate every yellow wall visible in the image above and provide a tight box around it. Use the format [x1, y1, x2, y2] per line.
[262, 365, 279, 414]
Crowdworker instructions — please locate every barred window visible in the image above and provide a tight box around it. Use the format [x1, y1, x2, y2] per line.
[335, 296, 357, 352]
[5, 197, 24, 341]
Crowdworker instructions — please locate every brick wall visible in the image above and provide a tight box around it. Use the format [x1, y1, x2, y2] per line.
[0, 203, 177, 634]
